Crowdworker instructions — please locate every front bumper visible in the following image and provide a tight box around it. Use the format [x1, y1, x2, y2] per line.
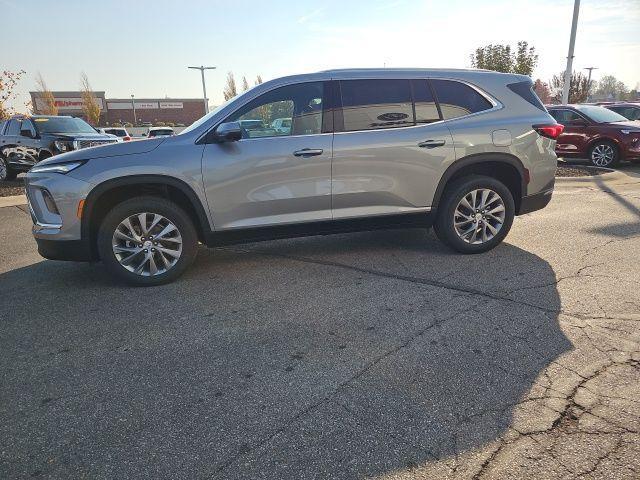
[25, 171, 94, 261]
[35, 238, 92, 262]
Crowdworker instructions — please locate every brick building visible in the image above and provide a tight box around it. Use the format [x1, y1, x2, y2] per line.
[30, 91, 206, 126]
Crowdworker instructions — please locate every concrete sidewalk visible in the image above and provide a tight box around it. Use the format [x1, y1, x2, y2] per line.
[0, 195, 27, 208]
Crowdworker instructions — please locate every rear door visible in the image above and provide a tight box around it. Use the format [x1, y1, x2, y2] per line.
[2, 119, 20, 164]
[331, 78, 455, 218]
[549, 109, 591, 155]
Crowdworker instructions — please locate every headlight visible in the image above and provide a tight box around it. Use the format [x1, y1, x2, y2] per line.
[54, 140, 73, 152]
[30, 161, 86, 174]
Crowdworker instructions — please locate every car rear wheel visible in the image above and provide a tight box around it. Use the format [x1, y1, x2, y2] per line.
[97, 196, 198, 286]
[589, 141, 619, 168]
[0, 157, 17, 181]
[434, 175, 515, 254]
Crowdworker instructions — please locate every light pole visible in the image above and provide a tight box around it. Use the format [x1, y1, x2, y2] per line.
[130, 94, 137, 126]
[562, 0, 581, 104]
[188, 65, 216, 114]
[584, 67, 598, 102]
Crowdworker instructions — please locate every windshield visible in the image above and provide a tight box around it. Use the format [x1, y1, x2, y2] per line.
[33, 117, 97, 134]
[574, 105, 628, 123]
[178, 96, 237, 135]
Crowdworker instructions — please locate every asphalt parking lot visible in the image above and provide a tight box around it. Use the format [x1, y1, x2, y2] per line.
[1, 166, 640, 479]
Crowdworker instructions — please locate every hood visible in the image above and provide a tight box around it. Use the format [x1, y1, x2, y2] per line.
[38, 137, 167, 166]
[608, 120, 640, 130]
[45, 132, 116, 141]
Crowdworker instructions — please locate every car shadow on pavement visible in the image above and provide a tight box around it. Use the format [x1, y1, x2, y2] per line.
[0, 229, 570, 479]
[587, 174, 640, 238]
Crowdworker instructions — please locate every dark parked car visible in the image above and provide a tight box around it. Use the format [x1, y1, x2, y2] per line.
[0, 116, 119, 180]
[547, 105, 640, 167]
[604, 103, 640, 121]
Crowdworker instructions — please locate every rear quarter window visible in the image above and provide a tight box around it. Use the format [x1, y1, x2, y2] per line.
[431, 79, 493, 120]
[507, 81, 547, 112]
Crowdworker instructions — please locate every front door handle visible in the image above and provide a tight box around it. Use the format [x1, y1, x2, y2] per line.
[293, 148, 323, 157]
[418, 140, 445, 148]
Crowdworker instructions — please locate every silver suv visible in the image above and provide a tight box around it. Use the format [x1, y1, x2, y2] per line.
[25, 69, 561, 286]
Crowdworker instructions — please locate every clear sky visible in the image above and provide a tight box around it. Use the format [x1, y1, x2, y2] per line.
[2, 0, 639, 111]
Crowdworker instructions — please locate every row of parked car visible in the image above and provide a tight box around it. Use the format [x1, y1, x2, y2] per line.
[546, 102, 640, 167]
[0, 118, 175, 180]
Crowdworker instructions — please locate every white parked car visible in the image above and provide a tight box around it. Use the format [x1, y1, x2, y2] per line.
[99, 127, 131, 141]
[145, 127, 175, 138]
[271, 117, 292, 134]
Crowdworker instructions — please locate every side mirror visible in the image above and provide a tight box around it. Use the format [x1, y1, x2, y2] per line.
[215, 122, 242, 142]
[20, 129, 34, 138]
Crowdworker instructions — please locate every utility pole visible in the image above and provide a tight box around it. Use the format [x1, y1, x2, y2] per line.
[130, 94, 137, 125]
[188, 66, 216, 114]
[562, 0, 581, 104]
[584, 66, 598, 102]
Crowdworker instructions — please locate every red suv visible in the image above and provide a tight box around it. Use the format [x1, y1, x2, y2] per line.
[547, 104, 640, 167]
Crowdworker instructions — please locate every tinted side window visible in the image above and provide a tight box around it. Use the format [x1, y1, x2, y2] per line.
[6, 120, 20, 136]
[431, 80, 493, 119]
[340, 79, 413, 131]
[507, 81, 547, 112]
[227, 82, 324, 139]
[411, 80, 440, 124]
[0, 121, 6, 135]
[550, 109, 582, 124]
[20, 119, 36, 137]
[611, 106, 640, 120]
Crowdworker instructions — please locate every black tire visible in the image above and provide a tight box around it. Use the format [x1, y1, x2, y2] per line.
[589, 140, 619, 168]
[97, 196, 199, 286]
[434, 175, 515, 254]
[0, 157, 17, 181]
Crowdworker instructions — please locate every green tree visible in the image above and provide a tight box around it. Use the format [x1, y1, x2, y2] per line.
[550, 71, 590, 104]
[80, 72, 101, 126]
[470, 41, 538, 76]
[0, 69, 26, 120]
[223, 72, 237, 101]
[594, 75, 628, 101]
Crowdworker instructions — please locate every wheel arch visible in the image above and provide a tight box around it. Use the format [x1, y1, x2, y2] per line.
[586, 136, 621, 155]
[432, 153, 527, 214]
[82, 175, 211, 260]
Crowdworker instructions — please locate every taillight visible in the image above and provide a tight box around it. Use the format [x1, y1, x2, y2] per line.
[534, 124, 564, 140]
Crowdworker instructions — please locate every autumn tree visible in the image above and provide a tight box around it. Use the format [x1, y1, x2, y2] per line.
[35, 73, 58, 115]
[470, 41, 538, 76]
[255, 75, 263, 86]
[242, 76, 250, 91]
[0, 70, 26, 120]
[223, 72, 237, 101]
[549, 71, 590, 104]
[533, 79, 552, 104]
[80, 72, 101, 125]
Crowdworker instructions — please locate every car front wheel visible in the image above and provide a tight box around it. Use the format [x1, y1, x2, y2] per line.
[434, 175, 515, 254]
[97, 196, 199, 286]
[589, 141, 619, 168]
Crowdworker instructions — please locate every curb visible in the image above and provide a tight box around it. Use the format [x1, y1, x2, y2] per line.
[0, 195, 28, 208]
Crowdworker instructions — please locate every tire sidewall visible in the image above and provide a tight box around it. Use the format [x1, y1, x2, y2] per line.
[0, 157, 8, 181]
[589, 141, 619, 168]
[97, 197, 198, 286]
[435, 175, 515, 254]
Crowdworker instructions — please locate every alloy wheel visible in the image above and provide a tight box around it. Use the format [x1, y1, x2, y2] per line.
[453, 189, 506, 244]
[111, 212, 182, 276]
[591, 144, 615, 167]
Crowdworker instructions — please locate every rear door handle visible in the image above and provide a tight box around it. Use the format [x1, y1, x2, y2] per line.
[418, 140, 445, 148]
[293, 148, 323, 157]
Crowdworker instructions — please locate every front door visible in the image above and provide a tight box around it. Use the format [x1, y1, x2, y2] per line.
[202, 81, 332, 230]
